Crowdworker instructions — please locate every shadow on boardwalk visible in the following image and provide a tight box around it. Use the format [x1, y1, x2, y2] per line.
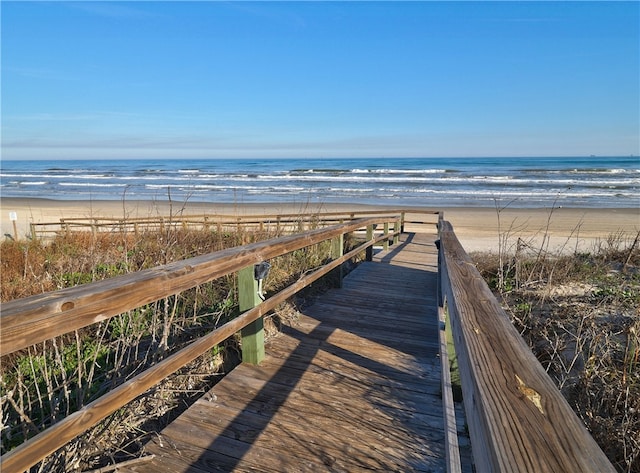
[125, 233, 464, 473]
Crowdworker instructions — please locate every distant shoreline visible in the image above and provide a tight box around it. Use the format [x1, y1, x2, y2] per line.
[1, 197, 638, 253]
[3, 156, 638, 209]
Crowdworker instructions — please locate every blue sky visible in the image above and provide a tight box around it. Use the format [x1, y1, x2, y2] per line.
[2, 1, 639, 160]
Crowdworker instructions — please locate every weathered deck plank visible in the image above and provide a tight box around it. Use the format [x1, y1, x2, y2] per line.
[124, 232, 465, 473]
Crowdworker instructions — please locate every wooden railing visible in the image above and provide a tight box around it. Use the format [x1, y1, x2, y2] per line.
[1, 212, 617, 472]
[28, 209, 433, 239]
[0, 215, 406, 473]
[438, 218, 615, 472]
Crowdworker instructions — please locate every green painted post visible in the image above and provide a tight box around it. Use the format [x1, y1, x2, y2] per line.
[238, 265, 264, 365]
[366, 224, 374, 261]
[331, 234, 344, 287]
[394, 220, 400, 245]
[383, 222, 390, 251]
[444, 303, 462, 402]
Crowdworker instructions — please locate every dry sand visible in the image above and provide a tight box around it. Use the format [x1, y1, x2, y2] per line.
[1, 197, 638, 254]
[442, 206, 639, 253]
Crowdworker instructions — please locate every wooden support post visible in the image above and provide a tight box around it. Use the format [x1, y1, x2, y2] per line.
[438, 304, 463, 472]
[366, 224, 374, 261]
[401, 212, 406, 233]
[383, 222, 389, 251]
[394, 220, 400, 245]
[331, 234, 344, 288]
[238, 265, 264, 365]
[444, 301, 462, 402]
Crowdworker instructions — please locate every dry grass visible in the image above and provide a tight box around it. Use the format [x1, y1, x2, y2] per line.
[472, 232, 640, 473]
[0, 223, 349, 472]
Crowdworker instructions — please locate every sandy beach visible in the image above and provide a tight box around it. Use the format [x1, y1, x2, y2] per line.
[1, 197, 638, 254]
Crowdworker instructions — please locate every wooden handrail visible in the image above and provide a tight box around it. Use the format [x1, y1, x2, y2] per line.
[0, 216, 402, 472]
[1, 217, 398, 357]
[438, 220, 615, 472]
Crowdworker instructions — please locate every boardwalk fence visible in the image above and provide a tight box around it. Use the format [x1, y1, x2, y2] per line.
[1, 214, 415, 473]
[27, 209, 430, 240]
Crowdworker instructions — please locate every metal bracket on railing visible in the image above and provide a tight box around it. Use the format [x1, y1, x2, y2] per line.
[254, 262, 271, 301]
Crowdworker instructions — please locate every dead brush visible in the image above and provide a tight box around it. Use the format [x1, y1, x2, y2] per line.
[1, 239, 52, 300]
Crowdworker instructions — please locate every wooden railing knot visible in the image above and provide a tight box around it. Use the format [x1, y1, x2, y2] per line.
[167, 265, 194, 279]
[515, 374, 545, 415]
[61, 301, 75, 311]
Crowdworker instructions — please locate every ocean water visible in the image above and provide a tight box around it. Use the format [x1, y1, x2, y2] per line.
[1, 156, 638, 209]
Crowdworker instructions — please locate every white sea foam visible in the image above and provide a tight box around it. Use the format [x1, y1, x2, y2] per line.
[2, 156, 638, 208]
[350, 168, 447, 174]
[59, 182, 127, 187]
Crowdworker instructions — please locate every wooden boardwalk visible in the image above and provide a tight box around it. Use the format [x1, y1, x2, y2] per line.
[125, 232, 467, 472]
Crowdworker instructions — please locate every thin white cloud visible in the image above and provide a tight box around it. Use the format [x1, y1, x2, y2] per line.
[4, 66, 80, 82]
[65, 2, 165, 20]
[5, 113, 114, 122]
[224, 2, 308, 31]
[3, 126, 635, 156]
